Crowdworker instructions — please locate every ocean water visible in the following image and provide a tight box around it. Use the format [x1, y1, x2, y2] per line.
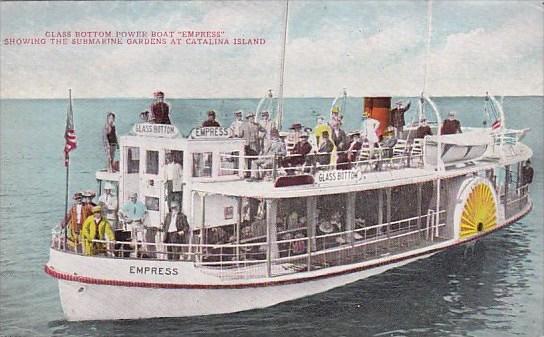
[0, 96, 542, 337]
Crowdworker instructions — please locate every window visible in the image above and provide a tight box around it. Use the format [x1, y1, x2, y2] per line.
[145, 196, 160, 211]
[146, 150, 159, 175]
[127, 147, 140, 174]
[192, 152, 212, 177]
[220, 151, 239, 176]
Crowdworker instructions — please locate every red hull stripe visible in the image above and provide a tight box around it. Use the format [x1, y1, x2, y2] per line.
[44, 204, 531, 290]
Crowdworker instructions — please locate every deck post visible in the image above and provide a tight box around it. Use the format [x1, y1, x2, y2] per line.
[236, 197, 242, 262]
[378, 189, 384, 227]
[200, 193, 206, 263]
[306, 196, 317, 251]
[346, 192, 356, 244]
[417, 183, 422, 230]
[386, 188, 392, 249]
[504, 165, 510, 215]
[266, 199, 278, 277]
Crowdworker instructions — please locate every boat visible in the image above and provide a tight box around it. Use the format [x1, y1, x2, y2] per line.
[44, 4, 534, 322]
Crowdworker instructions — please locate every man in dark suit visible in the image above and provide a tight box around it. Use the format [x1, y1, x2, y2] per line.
[162, 201, 190, 260]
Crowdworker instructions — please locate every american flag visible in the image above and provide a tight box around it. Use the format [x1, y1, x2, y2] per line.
[64, 91, 77, 166]
[492, 119, 502, 130]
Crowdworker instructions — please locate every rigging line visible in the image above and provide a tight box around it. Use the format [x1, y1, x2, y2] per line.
[276, 0, 289, 131]
[422, 0, 433, 95]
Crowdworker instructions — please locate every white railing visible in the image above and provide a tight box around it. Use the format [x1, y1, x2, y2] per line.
[51, 210, 446, 279]
[219, 148, 424, 180]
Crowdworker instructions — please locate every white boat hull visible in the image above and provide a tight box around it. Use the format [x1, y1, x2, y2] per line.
[57, 253, 431, 321]
[47, 200, 531, 321]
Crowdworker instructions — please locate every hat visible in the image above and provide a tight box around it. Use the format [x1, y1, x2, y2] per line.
[234, 111, 242, 116]
[420, 118, 427, 122]
[104, 182, 113, 190]
[331, 106, 340, 114]
[448, 111, 456, 116]
[73, 192, 82, 200]
[92, 206, 102, 214]
[322, 130, 329, 137]
[290, 123, 302, 130]
[260, 111, 269, 116]
[351, 132, 361, 137]
[171, 201, 180, 208]
[300, 133, 309, 139]
[130, 192, 138, 198]
[207, 110, 216, 116]
[85, 190, 96, 197]
[153, 91, 165, 97]
[319, 221, 334, 234]
[245, 112, 255, 118]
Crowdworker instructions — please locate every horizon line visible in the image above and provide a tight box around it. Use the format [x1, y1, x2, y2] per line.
[1, 94, 543, 100]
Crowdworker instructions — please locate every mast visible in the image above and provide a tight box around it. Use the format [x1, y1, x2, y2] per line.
[276, 0, 289, 131]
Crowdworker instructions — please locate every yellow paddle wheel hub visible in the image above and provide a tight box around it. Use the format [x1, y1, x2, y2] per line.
[460, 182, 497, 238]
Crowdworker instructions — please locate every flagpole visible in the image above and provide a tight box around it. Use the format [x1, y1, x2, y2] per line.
[63, 89, 72, 250]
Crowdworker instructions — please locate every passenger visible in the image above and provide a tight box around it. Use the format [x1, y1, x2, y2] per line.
[287, 123, 303, 148]
[66, 192, 92, 252]
[441, 111, 462, 135]
[291, 233, 306, 255]
[98, 182, 118, 230]
[522, 160, 534, 187]
[415, 118, 433, 139]
[208, 226, 229, 244]
[381, 132, 398, 158]
[139, 110, 150, 123]
[253, 128, 287, 180]
[119, 192, 147, 224]
[259, 111, 274, 152]
[103, 112, 118, 172]
[239, 113, 263, 178]
[317, 130, 334, 167]
[329, 106, 342, 130]
[229, 111, 244, 137]
[118, 192, 147, 246]
[285, 133, 312, 168]
[80, 206, 115, 256]
[202, 110, 221, 127]
[163, 153, 183, 211]
[331, 122, 349, 169]
[361, 113, 380, 158]
[150, 91, 171, 124]
[390, 100, 411, 137]
[347, 132, 363, 167]
[314, 115, 332, 146]
[161, 201, 189, 260]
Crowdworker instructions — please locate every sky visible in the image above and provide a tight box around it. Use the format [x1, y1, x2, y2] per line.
[0, 1, 542, 98]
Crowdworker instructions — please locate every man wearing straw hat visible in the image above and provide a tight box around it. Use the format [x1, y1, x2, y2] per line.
[80, 206, 115, 256]
[229, 110, 244, 137]
[253, 128, 287, 180]
[239, 112, 264, 178]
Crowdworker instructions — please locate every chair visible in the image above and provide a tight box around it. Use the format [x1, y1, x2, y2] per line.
[392, 139, 408, 157]
[411, 138, 423, 156]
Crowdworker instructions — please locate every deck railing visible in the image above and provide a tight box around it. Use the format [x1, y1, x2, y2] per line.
[219, 147, 424, 180]
[50, 210, 446, 279]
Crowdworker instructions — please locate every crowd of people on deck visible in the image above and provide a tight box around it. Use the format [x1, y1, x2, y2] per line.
[100, 89, 472, 178]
